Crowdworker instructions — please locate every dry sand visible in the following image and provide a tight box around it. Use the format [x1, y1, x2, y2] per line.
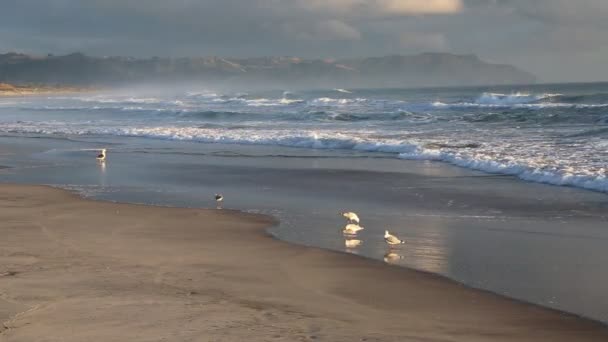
[1, 184, 607, 341]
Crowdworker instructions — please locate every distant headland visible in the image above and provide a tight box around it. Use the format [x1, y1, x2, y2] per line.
[0, 52, 535, 89]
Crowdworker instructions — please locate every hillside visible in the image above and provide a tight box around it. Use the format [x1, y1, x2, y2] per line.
[0, 52, 536, 88]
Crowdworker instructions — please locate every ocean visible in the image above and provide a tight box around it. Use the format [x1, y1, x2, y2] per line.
[1, 83, 607, 192]
[0, 82, 607, 322]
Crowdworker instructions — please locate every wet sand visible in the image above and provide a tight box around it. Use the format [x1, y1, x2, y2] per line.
[1, 184, 608, 341]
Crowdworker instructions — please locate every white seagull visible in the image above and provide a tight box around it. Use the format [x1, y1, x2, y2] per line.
[343, 223, 364, 235]
[384, 230, 405, 246]
[341, 212, 360, 224]
[96, 148, 107, 161]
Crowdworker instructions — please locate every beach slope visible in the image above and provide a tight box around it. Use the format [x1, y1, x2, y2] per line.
[0, 184, 607, 341]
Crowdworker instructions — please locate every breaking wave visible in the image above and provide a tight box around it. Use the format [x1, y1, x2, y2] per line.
[476, 92, 560, 105]
[434, 92, 608, 110]
[399, 148, 608, 193]
[1, 121, 606, 193]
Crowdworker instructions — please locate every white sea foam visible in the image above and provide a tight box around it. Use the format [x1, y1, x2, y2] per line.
[77, 96, 163, 104]
[399, 148, 608, 193]
[431, 91, 608, 109]
[476, 92, 559, 105]
[433, 101, 608, 110]
[333, 88, 353, 94]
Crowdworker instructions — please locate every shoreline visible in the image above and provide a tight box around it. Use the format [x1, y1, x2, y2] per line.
[26, 183, 608, 327]
[1, 183, 608, 341]
[267, 229, 608, 328]
[0, 83, 95, 97]
[22, 182, 604, 327]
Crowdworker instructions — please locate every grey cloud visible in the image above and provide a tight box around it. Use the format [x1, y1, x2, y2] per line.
[0, 0, 608, 82]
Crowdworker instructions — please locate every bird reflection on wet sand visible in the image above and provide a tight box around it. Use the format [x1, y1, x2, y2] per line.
[384, 251, 403, 264]
[344, 238, 362, 255]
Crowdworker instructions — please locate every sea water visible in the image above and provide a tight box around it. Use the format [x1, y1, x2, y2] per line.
[1, 83, 607, 193]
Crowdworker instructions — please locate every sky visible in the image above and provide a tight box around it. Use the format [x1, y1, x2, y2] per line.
[1, 0, 607, 83]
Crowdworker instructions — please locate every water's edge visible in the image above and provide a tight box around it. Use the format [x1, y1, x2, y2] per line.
[6, 180, 605, 328]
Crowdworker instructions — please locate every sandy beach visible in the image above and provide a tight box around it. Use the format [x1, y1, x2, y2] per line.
[0, 184, 607, 341]
[0, 83, 91, 97]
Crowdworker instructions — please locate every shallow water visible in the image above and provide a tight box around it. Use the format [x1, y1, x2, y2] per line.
[0, 134, 607, 323]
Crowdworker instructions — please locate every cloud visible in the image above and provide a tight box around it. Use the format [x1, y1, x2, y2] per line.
[1, 0, 608, 82]
[282, 20, 361, 41]
[474, 0, 608, 27]
[316, 20, 362, 40]
[296, 0, 463, 16]
[399, 32, 448, 51]
[377, 0, 463, 15]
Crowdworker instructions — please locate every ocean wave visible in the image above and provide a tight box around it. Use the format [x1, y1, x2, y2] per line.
[309, 97, 366, 106]
[313, 111, 424, 122]
[434, 101, 608, 111]
[2, 120, 607, 193]
[14, 90, 608, 115]
[176, 109, 420, 122]
[565, 127, 608, 138]
[432, 91, 608, 110]
[333, 88, 353, 94]
[78, 96, 163, 104]
[463, 110, 608, 124]
[545, 93, 608, 104]
[475, 92, 560, 105]
[0, 122, 418, 152]
[399, 148, 608, 193]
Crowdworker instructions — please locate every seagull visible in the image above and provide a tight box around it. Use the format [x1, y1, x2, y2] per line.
[343, 223, 364, 235]
[96, 148, 107, 161]
[384, 230, 405, 246]
[214, 194, 224, 209]
[341, 212, 360, 224]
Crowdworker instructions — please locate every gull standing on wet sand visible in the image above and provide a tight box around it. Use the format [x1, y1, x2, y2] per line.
[384, 230, 405, 246]
[96, 148, 107, 161]
[343, 223, 364, 235]
[215, 194, 224, 208]
[342, 211, 360, 224]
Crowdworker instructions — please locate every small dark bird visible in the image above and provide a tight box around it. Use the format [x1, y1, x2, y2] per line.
[215, 194, 224, 203]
